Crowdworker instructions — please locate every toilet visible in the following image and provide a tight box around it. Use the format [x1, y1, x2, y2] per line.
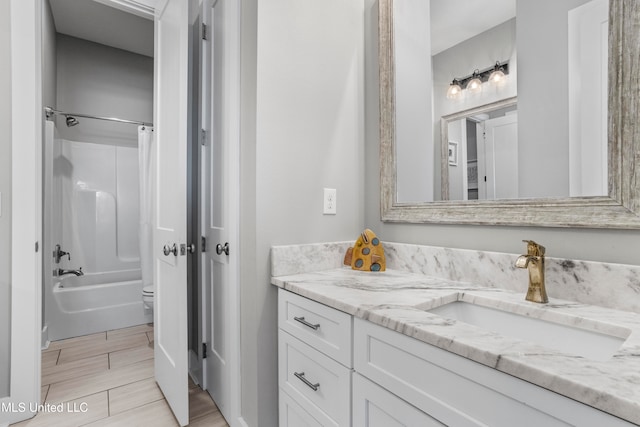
[142, 285, 154, 314]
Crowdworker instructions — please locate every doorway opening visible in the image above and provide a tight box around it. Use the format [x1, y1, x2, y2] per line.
[38, 0, 230, 425]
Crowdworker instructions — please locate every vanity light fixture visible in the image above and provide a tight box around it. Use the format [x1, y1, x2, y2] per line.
[446, 60, 510, 99]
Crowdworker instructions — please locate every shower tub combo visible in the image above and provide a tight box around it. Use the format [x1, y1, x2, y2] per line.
[43, 120, 153, 343]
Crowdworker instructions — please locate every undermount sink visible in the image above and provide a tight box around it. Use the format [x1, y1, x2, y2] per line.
[427, 298, 630, 361]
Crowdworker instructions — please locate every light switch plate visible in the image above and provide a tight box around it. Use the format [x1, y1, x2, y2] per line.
[323, 188, 336, 215]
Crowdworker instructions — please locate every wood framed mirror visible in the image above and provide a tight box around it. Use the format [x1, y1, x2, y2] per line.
[379, 0, 640, 228]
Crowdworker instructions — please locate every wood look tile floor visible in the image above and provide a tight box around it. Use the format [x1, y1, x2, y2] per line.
[11, 324, 229, 427]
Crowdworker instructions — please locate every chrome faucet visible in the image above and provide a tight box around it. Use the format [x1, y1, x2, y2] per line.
[57, 267, 84, 277]
[54, 244, 70, 264]
[515, 240, 548, 303]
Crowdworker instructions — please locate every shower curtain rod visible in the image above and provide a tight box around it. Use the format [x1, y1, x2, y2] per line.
[45, 107, 153, 127]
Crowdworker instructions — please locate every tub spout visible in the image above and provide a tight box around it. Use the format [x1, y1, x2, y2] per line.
[58, 267, 84, 276]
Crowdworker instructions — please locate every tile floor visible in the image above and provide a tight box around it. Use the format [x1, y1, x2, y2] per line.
[10, 324, 229, 427]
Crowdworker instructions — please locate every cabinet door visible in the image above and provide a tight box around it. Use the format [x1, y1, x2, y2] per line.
[353, 373, 444, 427]
[280, 389, 324, 427]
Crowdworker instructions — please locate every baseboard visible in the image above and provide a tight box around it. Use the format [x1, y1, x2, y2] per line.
[234, 416, 250, 427]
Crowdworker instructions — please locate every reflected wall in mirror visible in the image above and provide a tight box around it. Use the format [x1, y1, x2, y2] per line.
[395, 0, 609, 203]
[379, 0, 640, 228]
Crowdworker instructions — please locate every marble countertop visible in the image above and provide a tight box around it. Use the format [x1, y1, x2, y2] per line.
[272, 267, 640, 424]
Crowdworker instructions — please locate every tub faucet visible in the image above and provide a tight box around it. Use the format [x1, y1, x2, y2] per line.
[54, 244, 70, 264]
[57, 267, 83, 277]
[515, 240, 548, 303]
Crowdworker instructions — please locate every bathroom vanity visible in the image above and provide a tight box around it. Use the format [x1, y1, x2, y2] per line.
[272, 242, 640, 426]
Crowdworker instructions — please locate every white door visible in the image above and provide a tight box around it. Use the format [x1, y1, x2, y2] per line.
[2, 1, 43, 424]
[201, 0, 242, 420]
[202, 0, 231, 417]
[481, 114, 519, 200]
[153, 0, 191, 425]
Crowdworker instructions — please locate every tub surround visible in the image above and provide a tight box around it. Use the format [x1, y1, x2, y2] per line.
[271, 242, 640, 424]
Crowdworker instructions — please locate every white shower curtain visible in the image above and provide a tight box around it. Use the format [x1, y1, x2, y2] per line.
[138, 126, 154, 289]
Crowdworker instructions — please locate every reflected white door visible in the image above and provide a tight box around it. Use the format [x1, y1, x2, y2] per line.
[202, 0, 231, 418]
[482, 114, 519, 200]
[153, 0, 191, 425]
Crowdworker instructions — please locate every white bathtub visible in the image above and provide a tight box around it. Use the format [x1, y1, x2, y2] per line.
[46, 269, 152, 341]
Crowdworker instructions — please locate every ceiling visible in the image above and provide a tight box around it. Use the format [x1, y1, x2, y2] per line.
[48, 0, 515, 62]
[48, 0, 154, 57]
[431, 0, 516, 55]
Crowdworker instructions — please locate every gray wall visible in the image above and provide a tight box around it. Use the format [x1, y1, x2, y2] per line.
[43, 0, 56, 109]
[517, 0, 591, 197]
[56, 34, 153, 146]
[0, 0, 11, 399]
[364, 0, 640, 269]
[432, 19, 516, 200]
[240, 0, 365, 425]
[394, 0, 433, 202]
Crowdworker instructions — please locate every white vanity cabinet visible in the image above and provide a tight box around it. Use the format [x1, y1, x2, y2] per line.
[278, 290, 353, 426]
[278, 289, 636, 426]
[353, 318, 636, 427]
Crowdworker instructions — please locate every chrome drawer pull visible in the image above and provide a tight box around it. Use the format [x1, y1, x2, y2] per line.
[293, 316, 320, 330]
[294, 372, 320, 391]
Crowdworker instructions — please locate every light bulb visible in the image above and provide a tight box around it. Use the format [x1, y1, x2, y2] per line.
[466, 71, 483, 93]
[489, 62, 506, 84]
[446, 80, 462, 99]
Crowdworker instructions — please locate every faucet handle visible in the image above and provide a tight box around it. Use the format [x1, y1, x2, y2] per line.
[522, 240, 545, 256]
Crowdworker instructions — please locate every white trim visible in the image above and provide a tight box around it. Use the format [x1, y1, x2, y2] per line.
[92, 0, 157, 19]
[2, 0, 43, 424]
[225, 0, 242, 424]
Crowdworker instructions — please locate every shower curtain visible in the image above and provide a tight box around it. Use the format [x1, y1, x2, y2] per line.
[138, 126, 154, 289]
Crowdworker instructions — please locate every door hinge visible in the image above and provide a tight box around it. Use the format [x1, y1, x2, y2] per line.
[201, 129, 207, 146]
[35, 241, 39, 253]
[202, 23, 208, 40]
[202, 342, 208, 359]
[201, 236, 207, 253]
[484, 176, 487, 182]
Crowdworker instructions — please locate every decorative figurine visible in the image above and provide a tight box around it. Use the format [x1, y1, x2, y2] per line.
[344, 229, 386, 272]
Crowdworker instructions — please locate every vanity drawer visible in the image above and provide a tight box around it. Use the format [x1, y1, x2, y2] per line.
[279, 330, 351, 427]
[279, 289, 352, 367]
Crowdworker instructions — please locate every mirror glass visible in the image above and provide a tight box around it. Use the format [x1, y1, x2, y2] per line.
[394, 0, 609, 203]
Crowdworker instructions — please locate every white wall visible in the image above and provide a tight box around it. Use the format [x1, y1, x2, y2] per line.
[240, 0, 365, 425]
[56, 34, 153, 146]
[364, 0, 640, 271]
[0, 0, 12, 400]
